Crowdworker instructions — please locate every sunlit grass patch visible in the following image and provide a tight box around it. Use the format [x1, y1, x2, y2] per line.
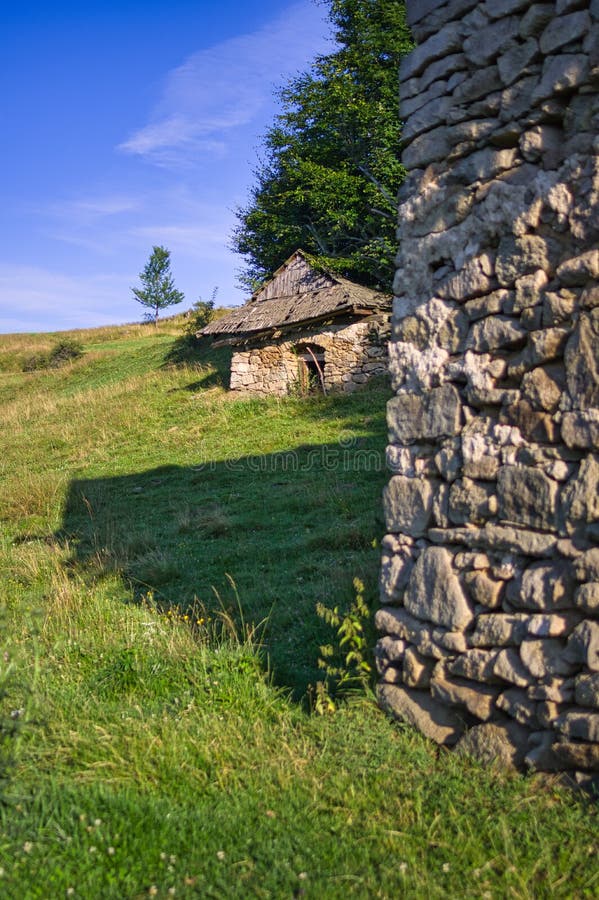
[0, 321, 596, 899]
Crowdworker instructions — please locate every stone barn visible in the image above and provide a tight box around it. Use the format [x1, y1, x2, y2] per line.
[202, 251, 391, 395]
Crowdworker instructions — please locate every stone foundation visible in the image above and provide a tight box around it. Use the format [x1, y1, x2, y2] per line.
[229, 316, 390, 395]
[377, 0, 599, 785]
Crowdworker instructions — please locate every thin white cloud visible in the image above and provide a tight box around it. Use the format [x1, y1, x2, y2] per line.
[118, 1, 331, 166]
[36, 193, 144, 253]
[131, 221, 234, 254]
[42, 186, 236, 259]
[71, 196, 141, 217]
[0, 265, 132, 332]
[28, 193, 141, 227]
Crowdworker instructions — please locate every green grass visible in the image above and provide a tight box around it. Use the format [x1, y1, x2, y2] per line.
[0, 321, 597, 899]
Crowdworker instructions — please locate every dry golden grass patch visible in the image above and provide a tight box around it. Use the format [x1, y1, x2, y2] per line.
[0, 470, 69, 523]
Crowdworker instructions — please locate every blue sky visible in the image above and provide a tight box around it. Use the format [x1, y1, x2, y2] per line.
[0, 0, 332, 333]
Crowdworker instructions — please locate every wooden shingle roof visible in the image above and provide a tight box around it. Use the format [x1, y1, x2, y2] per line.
[202, 251, 390, 340]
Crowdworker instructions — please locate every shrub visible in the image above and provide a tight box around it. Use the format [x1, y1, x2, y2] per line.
[47, 338, 84, 366]
[22, 338, 84, 372]
[184, 288, 218, 337]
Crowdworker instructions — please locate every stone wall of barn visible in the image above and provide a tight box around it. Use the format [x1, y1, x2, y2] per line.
[377, 0, 599, 785]
[229, 316, 390, 395]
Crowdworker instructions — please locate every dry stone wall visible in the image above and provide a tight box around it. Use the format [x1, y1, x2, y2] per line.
[377, 0, 599, 784]
[230, 317, 389, 395]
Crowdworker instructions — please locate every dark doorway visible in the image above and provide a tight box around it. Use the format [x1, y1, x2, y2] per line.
[297, 344, 326, 394]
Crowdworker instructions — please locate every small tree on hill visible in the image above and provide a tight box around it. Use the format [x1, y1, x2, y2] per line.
[132, 246, 184, 326]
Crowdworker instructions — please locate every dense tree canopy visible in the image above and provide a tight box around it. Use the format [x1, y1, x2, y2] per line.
[232, 0, 413, 293]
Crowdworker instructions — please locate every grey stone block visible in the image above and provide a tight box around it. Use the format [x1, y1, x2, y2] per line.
[496, 688, 539, 727]
[400, 22, 465, 83]
[431, 667, 500, 721]
[496, 235, 553, 286]
[561, 410, 599, 449]
[533, 54, 590, 102]
[566, 620, 599, 672]
[467, 316, 528, 352]
[575, 673, 599, 709]
[520, 4, 555, 39]
[447, 649, 501, 684]
[378, 683, 465, 746]
[494, 648, 535, 687]
[470, 613, 530, 648]
[573, 583, 599, 614]
[405, 0, 448, 28]
[555, 708, 599, 742]
[448, 478, 497, 526]
[464, 16, 520, 66]
[540, 11, 591, 55]
[520, 638, 578, 678]
[455, 721, 530, 769]
[498, 39, 540, 87]
[404, 546, 474, 631]
[497, 466, 559, 531]
[387, 385, 462, 445]
[506, 562, 574, 612]
[383, 476, 436, 537]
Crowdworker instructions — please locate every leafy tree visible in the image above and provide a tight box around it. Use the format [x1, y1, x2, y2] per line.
[232, 0, 413, 292]
[132, 246, 184, 325]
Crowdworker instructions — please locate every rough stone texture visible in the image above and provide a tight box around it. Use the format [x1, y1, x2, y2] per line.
[521, 366, 563, 412]
[506, 562, 574, 611]
[387, 386, 462, 444]
[429, 523, 558, 556]
[574, 583, 599, 613]
[470, 613, 531, 647]
[565, 311, 599, 409]
[555, 709, 599, 742]
[575, 672, 599, 708]
[377, 683, 464, 746]
[383, 477, 436, 537]
[463, 569, 504, 608]
[520, 638, 578, 678]
[496, 236, 553, 286]
[552, 741, 599, 771]
[574, 548, 599, 582]
[379, 0, 599, 774]
[447, 648, 500, 683]
[496, 689, 539, 727]
[565, 620, 599, 671]
[404, 547, 474, 630]
[494, 648, 535, 687]
[448, 478, 497, 525]
[403, 647, 437, 688]
[560, 455, 599, 535]
[562, 410, 599, 449]
[229, 317, 390, 396]
[527, 677, 575, 702]
[375, 606, 466, 660]
[455, 721, 529, 768]
[539, 11, 591, 55]
[431, 665, 500, 720]
[379, 544, 414, 603]
[497, 466, 559, 531]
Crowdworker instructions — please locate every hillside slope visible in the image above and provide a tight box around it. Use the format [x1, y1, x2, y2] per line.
[0, 322, 596, 898]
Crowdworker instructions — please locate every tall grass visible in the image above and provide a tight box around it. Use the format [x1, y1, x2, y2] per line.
[0, 321, 596, 899]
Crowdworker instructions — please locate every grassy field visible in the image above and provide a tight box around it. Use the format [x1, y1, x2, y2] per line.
[0, 321, 597, 899]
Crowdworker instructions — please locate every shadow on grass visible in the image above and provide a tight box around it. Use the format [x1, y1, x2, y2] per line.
[56, 434, 387, 699]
